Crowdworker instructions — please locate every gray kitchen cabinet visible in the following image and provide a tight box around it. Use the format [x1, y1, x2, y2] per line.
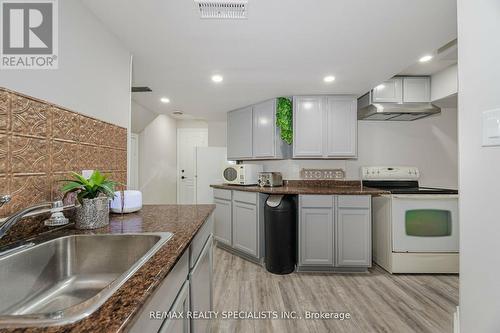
[293, 96, 324, 157]
[403, 77, 431, 103]
[213, 190, 263, 261]
[325, 96, 357, 157]
[371, 77, 403, 103]
[158, 281, 190, 333]
[232, 200, 258, 257]
[227, 99, 291, 161]
[213, 198, 232, 246]
[299, 195, 334, 266]
[336, 196, 371, 267]
[253, 99, 277, 158]
[189, 236, 213, 333]
[293, 96, 357, 159]
[227, 107, 253, 160]
[298, 195, 371, 271]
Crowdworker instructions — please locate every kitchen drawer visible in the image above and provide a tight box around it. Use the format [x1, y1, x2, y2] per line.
[129, 251, 189, 333]
[300, 195, 334, 208]
[233, 190, 258, 205]
[214, 189, 231, 201]
[190, 213, 213, 269]
[337, 195, 371, 209]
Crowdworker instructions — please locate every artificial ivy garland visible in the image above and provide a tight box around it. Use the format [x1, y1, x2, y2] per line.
[276, 97, 293, 145]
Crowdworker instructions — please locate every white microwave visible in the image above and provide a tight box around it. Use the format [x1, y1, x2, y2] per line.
[222, 164, 263, 185]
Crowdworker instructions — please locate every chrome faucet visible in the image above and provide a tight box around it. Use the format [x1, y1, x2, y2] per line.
[0, 195, 10, 208]
[0, 195, 74, 239]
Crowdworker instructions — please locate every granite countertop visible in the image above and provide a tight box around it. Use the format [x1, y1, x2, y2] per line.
[0, 204, 215, 333]
[211, 180, 389, 196]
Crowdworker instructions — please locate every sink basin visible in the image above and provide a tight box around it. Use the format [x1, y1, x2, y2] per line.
[0, 232, 172, 327]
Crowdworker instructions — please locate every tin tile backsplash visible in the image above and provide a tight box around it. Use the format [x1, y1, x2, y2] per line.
[0, 87, 127, 217]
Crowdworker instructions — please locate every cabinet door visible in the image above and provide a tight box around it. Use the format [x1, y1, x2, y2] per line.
[371, 78, 403, 103]
[227, 107, 253, 160]
[253, 99, 276, 158]
[299, 208, 334, 266]
[159, 281, 190, 333]
[189, 237, 213, 333]
[232, 201, 258, 257]
[325, 96, 357, 157]
[214, 199, 232, 246]
[293, 96, 324, 157]
[403, 77, 430, 103]
[336, 208, 371, 267]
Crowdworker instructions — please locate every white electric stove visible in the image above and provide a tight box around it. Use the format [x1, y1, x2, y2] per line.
[362, 166, 459, 274]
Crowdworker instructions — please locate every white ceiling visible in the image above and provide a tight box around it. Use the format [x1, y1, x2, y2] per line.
[400, 41, 457, 75]
[82, 0, 457, 120]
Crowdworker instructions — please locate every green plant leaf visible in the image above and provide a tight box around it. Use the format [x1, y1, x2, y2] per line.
[61, 170, 121, 202]
[276, 97, 293, 145]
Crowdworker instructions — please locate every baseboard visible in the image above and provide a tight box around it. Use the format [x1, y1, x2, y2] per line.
[453, 306, 460, 333]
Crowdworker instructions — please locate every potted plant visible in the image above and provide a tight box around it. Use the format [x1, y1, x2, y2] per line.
[61, 170, 119, 230]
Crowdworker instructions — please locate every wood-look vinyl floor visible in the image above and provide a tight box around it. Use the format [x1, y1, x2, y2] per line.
[212, 246, 459, 333]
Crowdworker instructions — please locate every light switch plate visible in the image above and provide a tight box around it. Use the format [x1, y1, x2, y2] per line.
[482, 108, 500, 146]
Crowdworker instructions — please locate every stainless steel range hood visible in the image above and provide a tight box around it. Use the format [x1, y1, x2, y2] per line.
[357, 76, 441, 121]
[357, 98, 441, 121]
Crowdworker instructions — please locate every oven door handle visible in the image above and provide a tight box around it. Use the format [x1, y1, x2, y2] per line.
[392, 194, 459, 199]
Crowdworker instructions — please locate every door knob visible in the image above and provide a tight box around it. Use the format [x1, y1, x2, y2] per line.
[181, 176, 186, 179]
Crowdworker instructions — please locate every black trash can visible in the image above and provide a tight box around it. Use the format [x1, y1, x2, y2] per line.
[264, 195, 296, 274]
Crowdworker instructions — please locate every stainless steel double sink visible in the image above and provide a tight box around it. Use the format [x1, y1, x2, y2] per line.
[0, 232, 172, 327]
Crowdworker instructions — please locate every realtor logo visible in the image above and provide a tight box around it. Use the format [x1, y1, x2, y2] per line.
[1, 0, 58, 69]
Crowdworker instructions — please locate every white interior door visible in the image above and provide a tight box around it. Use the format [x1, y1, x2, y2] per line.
[177, 128, 208, 204]
[130, 133, 139, 190]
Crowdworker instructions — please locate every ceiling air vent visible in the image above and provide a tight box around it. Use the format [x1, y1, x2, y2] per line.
[194, 0, 248, 19]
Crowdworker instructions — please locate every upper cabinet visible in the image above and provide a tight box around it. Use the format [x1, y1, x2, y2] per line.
[293, 96, 324, 157]
[227, 107, 253, 160]
[293, 95, 357, 159]
[227, 99, 291, 161]
[403, 77, 430, 103]
[372, 77, 403, 103]
[372, 76, 431, 104]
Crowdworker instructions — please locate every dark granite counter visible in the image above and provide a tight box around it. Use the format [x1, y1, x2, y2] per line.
[0, 204, 215, 333]
[211, 180, 388, 196]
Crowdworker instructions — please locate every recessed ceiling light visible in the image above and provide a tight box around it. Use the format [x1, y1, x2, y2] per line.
[211, 75, 223, 83]
[160, 97, 170, 103]
[376, 84, 385, 90]
[323, 75, 335, 83]
[419, 55, 433, 63]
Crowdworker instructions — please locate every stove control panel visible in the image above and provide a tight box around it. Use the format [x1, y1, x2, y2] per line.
[361, 166, 420, 180]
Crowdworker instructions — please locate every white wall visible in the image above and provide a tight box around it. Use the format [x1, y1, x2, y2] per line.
[0, 0, 131, 128]
[458, 1, 500, 332]
[131, 101, 157, 133]
[431, 64, 458, 102]
[243, 109, 458, 188]
[139, 115, 177, 204]
[208, 121, 227, 147]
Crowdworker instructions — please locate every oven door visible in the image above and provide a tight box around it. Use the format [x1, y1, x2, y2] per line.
[392, 195, 459, 252]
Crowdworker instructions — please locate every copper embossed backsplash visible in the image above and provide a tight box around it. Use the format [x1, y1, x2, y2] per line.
[0, 87, 127, 217]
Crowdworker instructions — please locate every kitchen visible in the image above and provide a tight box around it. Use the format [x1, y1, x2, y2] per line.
[0, 0, 497, 333]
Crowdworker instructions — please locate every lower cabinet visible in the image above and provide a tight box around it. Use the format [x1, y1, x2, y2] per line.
[189, 236, 213, 333]
[214, 198, 232, 246]
[232, 201, 258, 257]
[336, 207, 371, 267]
[158, 281, 190, 333]
[298, 195, 371, 271]
[299, 207, 334, 266]
[213, 189, 263, 260]
[129, 214, 213, 333]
